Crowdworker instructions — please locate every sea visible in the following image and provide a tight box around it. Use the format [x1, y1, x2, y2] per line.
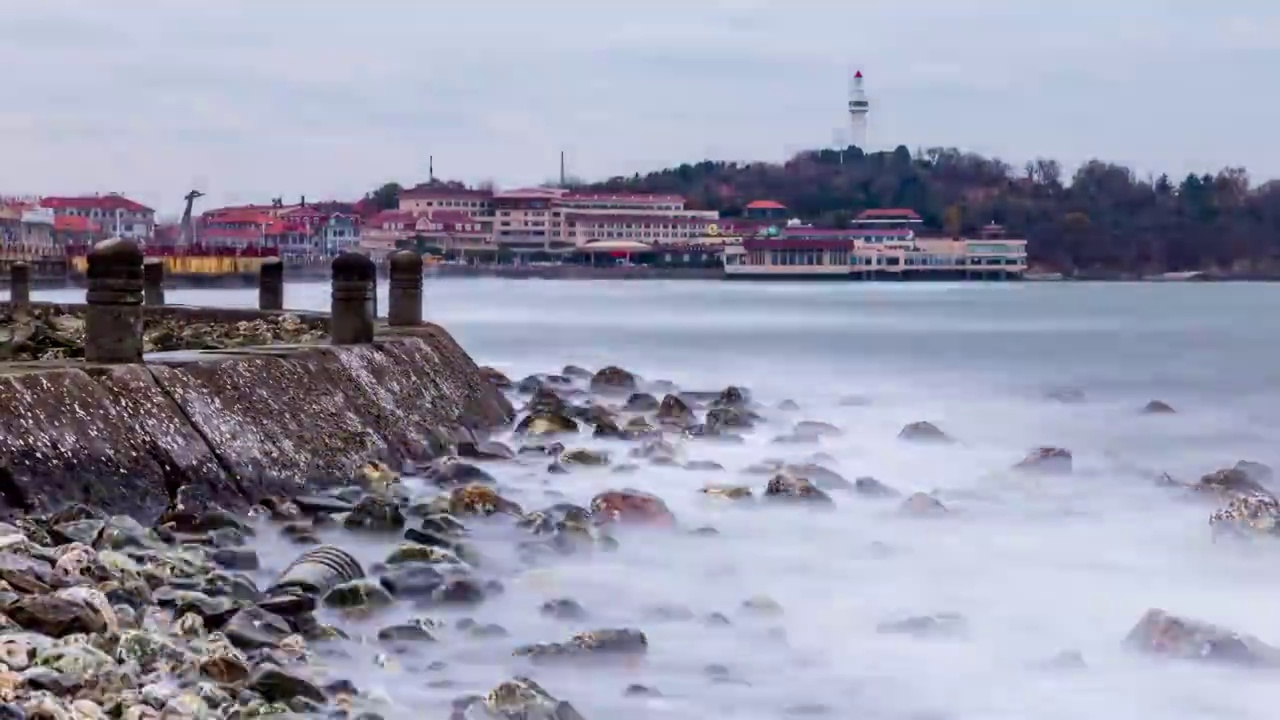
[26, 280, 1280, 719]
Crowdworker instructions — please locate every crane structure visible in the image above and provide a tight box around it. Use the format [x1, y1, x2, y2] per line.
[178, 189, 204, 246]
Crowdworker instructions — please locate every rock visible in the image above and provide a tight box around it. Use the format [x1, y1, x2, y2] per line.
[589, 490, 676, 526]
[292, 495, 356, 515]
[777, 399, 800, 411]
[385, 544, 464, 566]
[357, 460, 400, 492]
[223, 606, 293, 650]
[0, 552, 54, 594]
[877, 613, 968, 638]
[898, 421, 951, 443]
[422, 457, 499, 487]
[1044, 387, 1085, 403]
[478, 366, 513, 389]
[468, 676, 586, 720]
[211, 547, 260, 571]
[655, 394, 696, 428]
[589, 366, 638, 395]
[514, 628, 648, 662]
[624, 684, 661, 698]
[623, 393, 659, 412]
[323, 579, 395, 611]
[559, 448, 610, 468]
[515, 412, 580, 437]
[740, 595, 783, 616]
[785, 463, 851, 491]
[1124, 608, 1280, 665]
[561, 365, 592, 380]
[248, 663, 327, 704]
[449, 484, 523, 517]
[377, 563, 446, 599]
[7, 594, 106, 637]
[1141, 400, 1176, 414]
[1235, 460, 1274, 484]
[791, 420, 842, 440]
[705, 406, 756, 433]
[378, 619, 439, 643]
[1014, 447, 1073, 474]
[458, 440, 516, 461]
[701, 485, 754, 500]
[1209, 493, 1280, 540]
[684, 459, 724, 472]
[900, 492, 948, 516]
[763, 474, 833, 505]
[1193, 466, 1272, 498]
[343, 495, 406, 532]
[540, 598, 588, 620]
[854, 476, 901, 498]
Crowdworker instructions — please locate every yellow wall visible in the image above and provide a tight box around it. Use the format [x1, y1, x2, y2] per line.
[71, 256, 270, 275]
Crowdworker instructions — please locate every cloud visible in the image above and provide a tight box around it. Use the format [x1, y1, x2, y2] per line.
[0, 1, 1275, 214]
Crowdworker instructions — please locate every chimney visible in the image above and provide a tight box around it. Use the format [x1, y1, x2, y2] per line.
[300, 195, 306, 207]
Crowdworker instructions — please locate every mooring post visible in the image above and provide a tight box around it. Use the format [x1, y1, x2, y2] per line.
[331, 251, 375, 344]
[259, 257, 284, 311]
[370, 267, 379, 319]
[387, 250, 423, 326]
[142, 257, 165, 306]
[9, 262, 30, 311]
[85, 238, 144, 363]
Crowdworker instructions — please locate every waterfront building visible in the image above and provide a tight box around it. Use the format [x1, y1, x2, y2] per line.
[724, 209, 1027, 279]
[360, 209, 492, 259]
[40, 194, 155, 241]
[398, 185, 494, 217]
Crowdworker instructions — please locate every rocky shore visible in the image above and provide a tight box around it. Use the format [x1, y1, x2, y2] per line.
[0, 306, 328, 361]
[0, 362, 1276, 719]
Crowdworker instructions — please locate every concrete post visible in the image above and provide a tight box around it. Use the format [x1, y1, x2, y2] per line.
[259, 257, 284, 311]
[387, 250, 423, 326]
[142, 257, 165, 306]
[85, 238, 144, 364]
[370, 271, 379, 319]
[331, 251, 374, 345]
[9, 262, 30, 311]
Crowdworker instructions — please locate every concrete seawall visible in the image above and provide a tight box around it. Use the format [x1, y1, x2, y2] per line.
[0, 303, 512, 521]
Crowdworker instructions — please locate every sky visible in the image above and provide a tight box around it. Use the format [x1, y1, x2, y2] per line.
[1, 0, 1277, 215]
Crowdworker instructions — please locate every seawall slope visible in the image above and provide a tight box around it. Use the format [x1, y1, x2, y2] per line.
[0, 324, 512, 521]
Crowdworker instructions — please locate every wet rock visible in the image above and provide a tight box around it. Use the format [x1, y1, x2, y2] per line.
[468, 676, 586, 719]
[777, 399, 800, 411]
[589, 366, 638, 395]
[705, 406, 757, 433]
[458, 440, 516, 461]
[785, 463, 852, 491]
[385, 544, 464, 566]
[763, 474, 833, 505]
[540, 598, 588, 620]
[422, 457, 500, 487]
[248, 663, 327, 704]
[378, 563, 446, 599]
[684, 459, 724, 472]
[0, 553, 54, 594]
[49, 519, 105, 547]
[377, 620, 438, 643]
[701, 485, 754, 501]
[343, 495, 406, 532]
[854, 476, 901, 498]
[561, 364, 592, 380]
[656, 394, 697, 428]
[792, 420, 842, 440]
[357, 460, 400, 492]
[1193, 465, 1272, 498]
[877, 613, 968, 638]
[515, 412, 580, 437]
[514, 628, 648, 662]
[449, 484, 523, 517]
[1014, 447, 1073, 474]
[589, 490, 676, 526]
[623, 393, 659, 412]
[898, 421, 951, 443]
[559, 448, 610, 468]
[211, 547, 260, 571]
[323, 579, 395, 612]
[8, 594, 106, 637]
[292, 495, 356, 516]
[1124, 608, 1280, 666]
[224, 606, 293, 650]
[478, 366, 513, 389]
[740, 595, 783, 616]
[1235, 460, 1273, 485]
[900, 492, 948, 517]
[1141, 399, 1176, 414]
[1209, 493, 1280, 540]
[623, 684, 661, 698]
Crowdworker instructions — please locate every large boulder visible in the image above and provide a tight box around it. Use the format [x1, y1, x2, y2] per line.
[1013, 447, 1073, 474]
[898, 421, 951, 443]
[1124, 608, 1280, 666]
[589, 366, 637, 395]
[589, 489, 675, 526]
[1209, 493, 1280, 540]
[1192, 465, 1272, 498]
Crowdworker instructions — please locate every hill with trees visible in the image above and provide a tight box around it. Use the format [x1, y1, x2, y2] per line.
[578, 146, 1280, 276]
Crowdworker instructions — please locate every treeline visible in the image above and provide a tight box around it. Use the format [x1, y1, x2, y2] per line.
[578, 146, 1280, 274]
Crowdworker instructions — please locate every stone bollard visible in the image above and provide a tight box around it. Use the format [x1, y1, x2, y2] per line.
[142, 257, 165, 306]
[9, 262, 30, 311]
[331, 251, 375, 344]
[371, 271, 379, 319]
[387, 250, 424, 326]
[259, 257, 284, 311]
[85, 238, 144, 364]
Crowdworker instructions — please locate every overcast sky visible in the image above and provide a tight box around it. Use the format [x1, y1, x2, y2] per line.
[1, 0, 1276, 215]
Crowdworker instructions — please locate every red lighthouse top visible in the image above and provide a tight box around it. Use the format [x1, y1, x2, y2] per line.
[855, 71, 863, 79]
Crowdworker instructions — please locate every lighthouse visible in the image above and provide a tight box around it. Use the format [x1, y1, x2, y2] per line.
[847, 70, 870, 150]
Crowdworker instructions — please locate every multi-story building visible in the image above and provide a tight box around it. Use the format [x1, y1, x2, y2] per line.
[398, 185, 494, 216]
[40, 194, 155, 241]
[724, 207, 1028, 279]
[361, 209, 492, 257]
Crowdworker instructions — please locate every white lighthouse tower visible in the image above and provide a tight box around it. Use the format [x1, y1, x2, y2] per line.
[847, 70, 870, 150]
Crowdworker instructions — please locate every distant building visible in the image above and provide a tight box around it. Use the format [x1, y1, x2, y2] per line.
[398, 186, 494, 216]
[40, 194, 155, 241]
[744, 199, 788, 221]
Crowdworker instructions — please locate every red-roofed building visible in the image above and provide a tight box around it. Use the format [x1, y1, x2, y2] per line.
[744, 199, 788, 221]
[360, 209, 492, 257]
[53, 215, 103, 246]
[40, 194, 155, 241]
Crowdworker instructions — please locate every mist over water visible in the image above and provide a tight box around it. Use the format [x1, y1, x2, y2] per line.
[34, 280, 1280, 718]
